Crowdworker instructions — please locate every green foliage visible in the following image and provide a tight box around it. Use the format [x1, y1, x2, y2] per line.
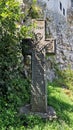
[23, 0, 41, 19]
[0, 0, 31, 129]
[28, 5, 41, 18]
[47, 81, 73, 130]
[54, 67, 73, 91]
[20, 0, 42, 38]
[0, 0, 21, 97]
[0, 0, 41, 129]
[0, 78, 30, 129]
[1, 0, 73, 130]
[60, 69, 73, 90]
[0, 79, 73, 129]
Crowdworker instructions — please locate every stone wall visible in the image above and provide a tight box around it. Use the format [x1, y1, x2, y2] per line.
[37, 1, 73, 81]
[21, 0, 73, 81]
[67, 8, 73, 26]
[46, 11, 73, 81]
[37, 0, 71, 19]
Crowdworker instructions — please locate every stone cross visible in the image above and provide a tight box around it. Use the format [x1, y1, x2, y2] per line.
[22, 20, 56, 113]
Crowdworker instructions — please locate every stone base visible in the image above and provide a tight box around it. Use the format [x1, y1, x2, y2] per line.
[19, 104, 57, 120]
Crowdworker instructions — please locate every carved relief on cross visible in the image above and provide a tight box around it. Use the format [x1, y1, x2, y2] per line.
[30, 20, 56, 112]
[22, 20, 56, 113]
[32, 19, 56, 54]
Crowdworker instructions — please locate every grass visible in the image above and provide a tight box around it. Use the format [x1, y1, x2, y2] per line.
[0, 69, 73, 130]
[20, 80, 73, 130]
[23, 81, 73, 130]
[1, 81, 73, 130]
[47, 81, 73, 130]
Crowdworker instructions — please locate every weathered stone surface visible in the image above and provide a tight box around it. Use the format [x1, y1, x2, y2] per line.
[22, 19, 56, 113]
[31, 51, 47, 112]
[21, 1, 73, 116]
[37, 1, 73, 81]
[67, 8, 73, 26]
[20, 104, 57, 120]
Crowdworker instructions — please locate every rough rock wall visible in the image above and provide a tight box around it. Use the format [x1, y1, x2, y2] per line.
[37, 0, 73, 81]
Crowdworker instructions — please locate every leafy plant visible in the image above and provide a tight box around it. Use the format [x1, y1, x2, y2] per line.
[0, 0, 42, 129]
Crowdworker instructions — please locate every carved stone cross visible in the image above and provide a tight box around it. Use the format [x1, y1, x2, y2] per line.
[22, 20, 56, 113]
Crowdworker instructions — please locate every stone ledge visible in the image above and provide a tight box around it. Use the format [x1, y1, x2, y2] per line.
[19, 104, 57, 120]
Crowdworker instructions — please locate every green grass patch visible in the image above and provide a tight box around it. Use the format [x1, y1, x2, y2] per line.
[0, 69, 73, 130]
[1, 81, 73, 130]
[47, 81, 73, 129]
